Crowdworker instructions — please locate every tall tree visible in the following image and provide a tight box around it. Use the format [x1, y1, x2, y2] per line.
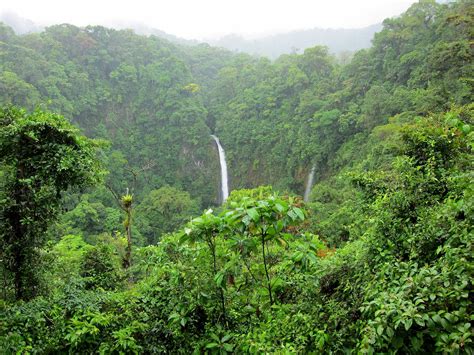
[0, 106, 103, 300]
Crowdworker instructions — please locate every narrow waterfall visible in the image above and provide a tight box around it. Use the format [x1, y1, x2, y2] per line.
[303, 166, 316, 202]
[211, 135, 229, 203]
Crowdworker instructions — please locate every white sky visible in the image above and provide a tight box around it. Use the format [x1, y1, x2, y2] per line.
[1, 0, 418, 40]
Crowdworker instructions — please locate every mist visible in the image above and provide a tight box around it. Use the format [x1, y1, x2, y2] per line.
[1, 0, 418, 40]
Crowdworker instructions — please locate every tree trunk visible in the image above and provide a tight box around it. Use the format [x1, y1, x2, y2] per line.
[123, 206, 132, 269]
[11, 176, 26, 300]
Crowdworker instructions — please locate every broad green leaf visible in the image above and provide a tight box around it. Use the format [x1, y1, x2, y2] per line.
[404, 319, 413, 331]
[221, 334, 232, 342]
[275, 203, 285, 212]
[288, 210, 297, 221]
[223, 343, 234, 352]
[386, 326, 394, 338]
[293, 207, 305, 220]
[214, 272, 225, 288]
[293, 251, 304, 262]
[247, 208, 260, 222]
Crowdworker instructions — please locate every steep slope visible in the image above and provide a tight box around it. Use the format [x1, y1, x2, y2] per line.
[190, 0, 472, 196]
[0, 23, 219, 205]
[0, 0, 471, 208]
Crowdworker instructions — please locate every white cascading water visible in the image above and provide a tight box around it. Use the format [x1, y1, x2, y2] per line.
[211, 135, 229, 203]
[303, 166, 316, 202]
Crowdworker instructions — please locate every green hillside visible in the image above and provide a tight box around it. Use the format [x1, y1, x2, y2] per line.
[0, 0, 472, 353]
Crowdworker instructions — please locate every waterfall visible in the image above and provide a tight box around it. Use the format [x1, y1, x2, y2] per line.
[303, 166, 316, 202]
[211, 135, 229, 203]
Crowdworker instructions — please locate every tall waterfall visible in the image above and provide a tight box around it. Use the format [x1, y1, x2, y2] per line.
[303, 166, 316, 202]
[211, 135, 229, 203]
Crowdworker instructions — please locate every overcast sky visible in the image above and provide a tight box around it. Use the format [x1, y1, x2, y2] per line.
[1, 0, 418, 40]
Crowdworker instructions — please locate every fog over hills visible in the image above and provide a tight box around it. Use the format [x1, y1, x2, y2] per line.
[0, 11, 43, 34]
[1, 11, 379, 58]
[206, 24, 382, 58]
[0, 11, 197, 45]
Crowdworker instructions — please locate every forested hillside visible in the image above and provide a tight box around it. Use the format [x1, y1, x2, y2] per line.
[199, 0, 472, 192]
[0, 23, 219, 206]
[0, 0, 473, 353]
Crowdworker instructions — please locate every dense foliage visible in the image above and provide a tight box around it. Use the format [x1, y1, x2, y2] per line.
[0, 21, 219, 208]
[0, 107, 103, 300]
[0, 0, 473, 353]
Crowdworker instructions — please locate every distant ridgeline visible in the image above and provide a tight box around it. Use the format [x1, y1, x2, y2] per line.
[0, 0, 472, 207]
[207, 23, 382, 58]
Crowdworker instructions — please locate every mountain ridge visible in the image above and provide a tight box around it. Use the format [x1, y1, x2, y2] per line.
[207, 23, 382, 58]
[0, 11, 380, 58]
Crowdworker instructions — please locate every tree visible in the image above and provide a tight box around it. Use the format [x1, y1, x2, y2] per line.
[105, 186, 134, 269]
[55, 195, 122, 243]
[135, 186, 199, 244]
[80, 242, 122, 290]
[106, 161, 158, 268]
[182, 209, 228, 326]
[0, 106, 103, 300]
[121, 193, 133, 269]
[230, 195, 305, 306]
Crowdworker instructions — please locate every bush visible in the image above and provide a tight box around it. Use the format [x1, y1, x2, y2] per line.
[80, 244, 122, 290]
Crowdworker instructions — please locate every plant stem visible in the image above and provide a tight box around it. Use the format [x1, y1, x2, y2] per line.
[124, 205, 132, 269]
[261, 234, 273, 306]
[243, 257, 259, 283]
[209, 237, 227, 326]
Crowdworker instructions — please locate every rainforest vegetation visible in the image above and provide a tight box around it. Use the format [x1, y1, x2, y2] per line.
[0, 0, 473, 353]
